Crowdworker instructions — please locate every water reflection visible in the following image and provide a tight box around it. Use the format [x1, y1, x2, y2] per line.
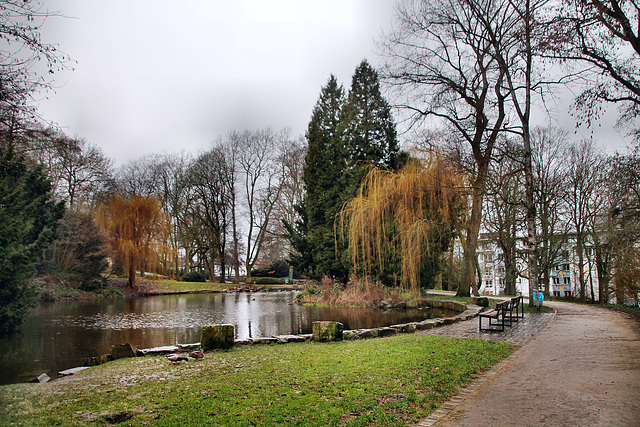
[0, 291, 455, 385]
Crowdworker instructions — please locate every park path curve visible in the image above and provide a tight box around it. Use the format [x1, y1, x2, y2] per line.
[420, 301, 640, 426]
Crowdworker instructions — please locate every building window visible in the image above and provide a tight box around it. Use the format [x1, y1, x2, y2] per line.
[564, 277, 570, 285]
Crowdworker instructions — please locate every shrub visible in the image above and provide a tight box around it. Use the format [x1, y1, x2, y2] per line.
[97, 287, 124, 299]
[295, 276, 392, 307]
[251, 277, 286, 285]
[251, 259, 291, 278]
[182, 271, 206, 282]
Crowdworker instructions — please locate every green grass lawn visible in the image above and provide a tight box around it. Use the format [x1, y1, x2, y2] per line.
[0, 334, 513, 426]
[136, 278, 234, 294]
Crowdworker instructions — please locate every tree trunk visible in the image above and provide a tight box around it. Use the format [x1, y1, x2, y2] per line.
[595, 246, 610, 303]
[128, 256, 136, 289]
[459, 180, 484, 297]
[576, 238, 586, 302]
[504, 246, 518, 296]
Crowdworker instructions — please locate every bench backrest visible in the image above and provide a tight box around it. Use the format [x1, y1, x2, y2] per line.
[496, 301, 509, 312]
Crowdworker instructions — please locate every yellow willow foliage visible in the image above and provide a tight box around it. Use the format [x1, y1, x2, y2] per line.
[338, 158, 466, 296]
[96, 193, 171, 286]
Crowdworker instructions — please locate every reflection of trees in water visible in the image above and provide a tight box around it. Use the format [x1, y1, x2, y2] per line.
[0, 292, 456, 385]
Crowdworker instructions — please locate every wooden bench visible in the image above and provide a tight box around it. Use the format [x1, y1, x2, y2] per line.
[505, 296, 524, 323]
[478, 300, 510, 332]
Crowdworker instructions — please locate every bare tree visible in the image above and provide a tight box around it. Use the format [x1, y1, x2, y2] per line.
[605, 149, 640, 302]
[547, 0, 640, 138]
[185, 147, 234, 282]
[261, 134, 306, 267]
[564, 139, 606, 301]
[484, 139, 526, 296]
[0, 0, 71, 151]
[380, 0, 509, 296]
[235, 129, 288, 281]
[55, 137, 113, 210]
[531, 126, 571, 298]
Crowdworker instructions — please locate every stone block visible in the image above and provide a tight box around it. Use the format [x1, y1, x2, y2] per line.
[251, 337, 277, 345]
[357, 329, 379, 339]
[377, 327, 398, 337]
[342, 330, 359, 340]
[312, 321, 343, 342]
[201, 324, 235, 351]
[111, 343, 136, 360]
[275, 335, 306, 343]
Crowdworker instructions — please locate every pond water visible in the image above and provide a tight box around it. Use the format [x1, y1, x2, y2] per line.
[0, 291, 456, 385]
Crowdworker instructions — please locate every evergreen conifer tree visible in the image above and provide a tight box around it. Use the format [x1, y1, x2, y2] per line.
[0, 152, 64, 334]
[293, 63, 402, 281]
[300, 75, 349, 279]
[340, 60, 400, 172]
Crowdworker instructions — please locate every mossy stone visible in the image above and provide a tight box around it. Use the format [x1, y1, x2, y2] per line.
[201, 324, 235, 350]
[111, 343, 136, 359]
[312, 321, 343, 342]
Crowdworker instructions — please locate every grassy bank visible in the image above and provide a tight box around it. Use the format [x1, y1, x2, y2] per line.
[0, 334, 513, 426]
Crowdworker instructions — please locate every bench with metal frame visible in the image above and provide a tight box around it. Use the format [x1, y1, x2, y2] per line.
[505, 295, 524, 323]
[478, 300, 510, 332]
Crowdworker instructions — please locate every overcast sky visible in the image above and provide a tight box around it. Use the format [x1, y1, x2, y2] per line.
[36, 0, 632, 165]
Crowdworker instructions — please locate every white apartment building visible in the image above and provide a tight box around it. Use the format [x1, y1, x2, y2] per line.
[475, 234, 601, 300]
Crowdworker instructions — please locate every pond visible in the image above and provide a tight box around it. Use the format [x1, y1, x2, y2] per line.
[0, 291, 456, 385]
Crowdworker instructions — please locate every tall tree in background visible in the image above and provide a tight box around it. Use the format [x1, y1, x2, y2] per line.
[0, 152, 64, 334]
[44, 211, 109, 291]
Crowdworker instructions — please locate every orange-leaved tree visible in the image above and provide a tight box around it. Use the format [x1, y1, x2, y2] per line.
[97, 193, 169, 288]
[339, 157, 466, 297]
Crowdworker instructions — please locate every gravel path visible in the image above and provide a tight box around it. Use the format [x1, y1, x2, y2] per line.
[417, 301, 640, 426]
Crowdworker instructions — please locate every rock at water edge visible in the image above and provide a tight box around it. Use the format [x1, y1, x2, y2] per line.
[201, 324, 235, 351]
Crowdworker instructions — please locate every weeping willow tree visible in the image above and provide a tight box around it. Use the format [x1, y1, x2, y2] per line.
[339, 157, 466, 296]
[97, 194, 171, 288]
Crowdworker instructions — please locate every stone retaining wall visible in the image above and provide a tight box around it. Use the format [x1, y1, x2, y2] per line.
[161, 299, 480, 348]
